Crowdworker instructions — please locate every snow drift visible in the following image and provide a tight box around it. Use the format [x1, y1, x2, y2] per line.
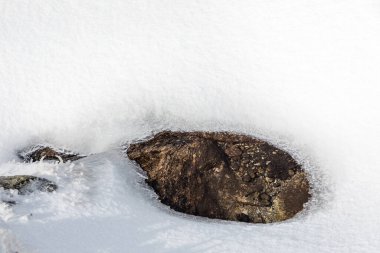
[1, 0, 380, 252]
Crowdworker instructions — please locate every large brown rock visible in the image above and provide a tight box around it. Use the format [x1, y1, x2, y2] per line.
[127, 131, 310, 223]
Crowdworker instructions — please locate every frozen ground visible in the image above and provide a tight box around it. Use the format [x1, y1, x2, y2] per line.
[1, 0, 380, 252]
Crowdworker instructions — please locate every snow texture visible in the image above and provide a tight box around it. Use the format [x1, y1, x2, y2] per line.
[1, 0, 380, 252]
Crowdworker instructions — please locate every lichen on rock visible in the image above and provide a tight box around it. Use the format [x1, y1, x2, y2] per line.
[127, 131, 311, 223]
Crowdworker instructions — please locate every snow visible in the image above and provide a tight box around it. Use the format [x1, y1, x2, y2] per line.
[1, 0, 380, 252]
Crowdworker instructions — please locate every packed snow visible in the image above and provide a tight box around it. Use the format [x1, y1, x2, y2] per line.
[1, 0, 380, 252]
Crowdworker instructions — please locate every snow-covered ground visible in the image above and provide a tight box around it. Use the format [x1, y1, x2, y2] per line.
[1, 0, 380, 252]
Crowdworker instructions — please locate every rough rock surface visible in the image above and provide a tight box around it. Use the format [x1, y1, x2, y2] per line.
[127, 131, 310, 223]
[18, 144, 86, 163]
[0, 175, 57, 194]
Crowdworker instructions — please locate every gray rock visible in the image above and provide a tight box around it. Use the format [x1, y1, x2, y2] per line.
[0, 175, 57, 195]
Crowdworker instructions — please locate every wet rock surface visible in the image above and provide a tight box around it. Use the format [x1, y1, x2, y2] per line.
[18, 144, 86, 163]
[127, 131, 310, 223]
[0, 175, 57, 194]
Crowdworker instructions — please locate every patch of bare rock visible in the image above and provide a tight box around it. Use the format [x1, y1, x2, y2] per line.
[18, 144, 86, 163]
[0, 175, 57, 195]
[0, 145, 86, 204]
[127, 131, 311, 223]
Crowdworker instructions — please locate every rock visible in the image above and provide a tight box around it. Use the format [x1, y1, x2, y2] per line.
[242, 174, 252, 183]
[127, 131, 310, 223]
[2, 200, 17, 206]
[18, 144, 86, 163]
[0, 175, 57, 194]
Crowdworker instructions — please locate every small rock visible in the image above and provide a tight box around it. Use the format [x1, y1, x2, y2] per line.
[225, 145, 242, 157]
[0, 175, 57, 195]
[18, 144, 86, 163]
[259, 193, 272, 206]
[242, 174, 251, 182]
[2, 200, 16, 206]
[248, 169, 256, 179]
[236, 213, 251, 222]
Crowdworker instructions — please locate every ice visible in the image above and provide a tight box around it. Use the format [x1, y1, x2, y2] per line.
[1, 0, 380, 252]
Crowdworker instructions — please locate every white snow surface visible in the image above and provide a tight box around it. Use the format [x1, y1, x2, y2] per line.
[1, 0, 380, 252]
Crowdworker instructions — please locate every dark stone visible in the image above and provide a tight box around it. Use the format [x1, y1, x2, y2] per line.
[236, 213, 251, 222]
[0, 175, 57, 195]
[259, 193, 272, 206]
[127, 131, 311, 223]
[18, 144, 86, 163]
[242, 174, 252, 182]
[2, 200, 16, 206]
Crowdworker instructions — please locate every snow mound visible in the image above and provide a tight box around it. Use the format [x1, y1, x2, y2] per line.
[1, 0, 380, 252]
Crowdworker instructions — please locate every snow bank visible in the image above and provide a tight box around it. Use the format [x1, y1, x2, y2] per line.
[1, 0, 380, 252]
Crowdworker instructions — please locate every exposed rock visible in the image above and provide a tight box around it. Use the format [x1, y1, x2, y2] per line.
[18, 144, 86, 163]
[0, 175, 57, 194]
[127, 131, 310, 223]
[2, 200, 17, 206]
